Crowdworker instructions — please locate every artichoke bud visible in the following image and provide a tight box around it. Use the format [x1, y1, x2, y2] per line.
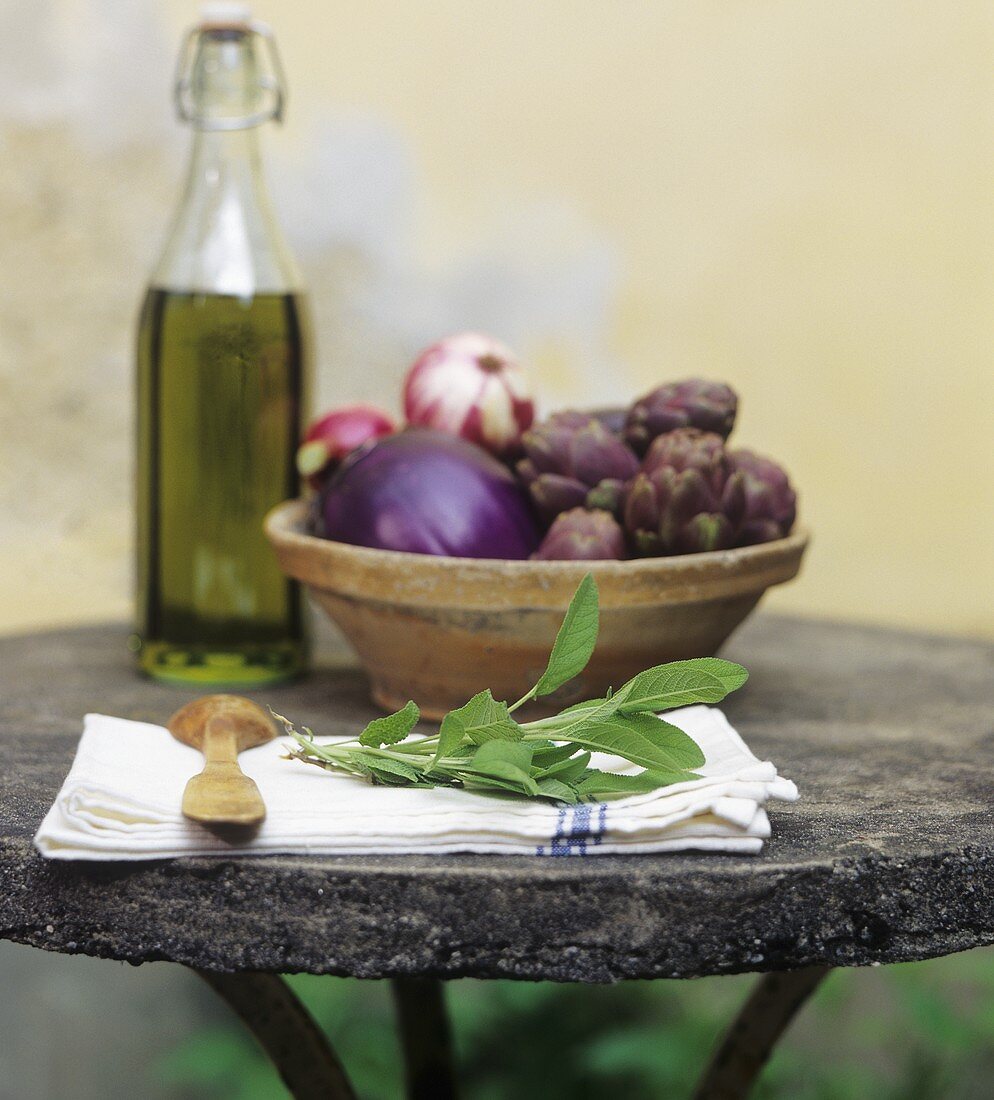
[643, 428, 726, 476]
[738, 518, 784, 546]
[585, 477, 626, 516]
[678, 513, 734, 554]
[518, 412, 640, 526]
[632, 529, 662, 557]
[588, 406, 628, 436]
[720, 470, 747, 529]
[530, 473, 588, 522]
[730, 448, 798, 543]
[532, 507, 626, 561]
[572, 423, 640, 485]
[625, 379, 738, 454]
[622, 471, 660, 535]
[669, 468, 716, 524]
[520, 431, 558, 474]
[515, 456, 538, 483]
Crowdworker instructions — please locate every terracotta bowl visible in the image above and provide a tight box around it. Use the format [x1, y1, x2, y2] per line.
[265, 500, 809, 720]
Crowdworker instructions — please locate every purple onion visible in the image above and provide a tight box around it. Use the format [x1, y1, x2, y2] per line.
[316, 429, 541, 559]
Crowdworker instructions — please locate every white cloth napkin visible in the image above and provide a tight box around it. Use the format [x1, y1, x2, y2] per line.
[34, 705, 797, 860]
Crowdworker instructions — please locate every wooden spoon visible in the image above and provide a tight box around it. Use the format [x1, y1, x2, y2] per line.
[168, 694, 276, 827]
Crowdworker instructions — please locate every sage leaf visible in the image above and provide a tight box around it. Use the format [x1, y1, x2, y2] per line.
[613, 712, 706, 770]
[617, 659, 748, 714]
[466, 763, 539, 794]
[436, 691, 522, 765]
[533, 573, 599, 698]
[528, 691, 630, 743]
[358, 701, 420, 747]
[281, 575, 743, 809]
[466, 716, 522, 745]
[470, 740, 534, 773]
[460, 774, 536, 798]
[559, 698, 608, 715]
[530, 741, 582, 767]
[363, 756, 422, 784]
[577, 768, 700, 798]
[464, 740, 538, 794]
[536, 778, 580, 803]
[555, 712, 705, 772]
[536, 750, 591, 784]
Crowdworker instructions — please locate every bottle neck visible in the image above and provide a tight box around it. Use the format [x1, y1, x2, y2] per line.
[152, 123, 300, 299]
[153, 19, 299, 299]
[188, 125, 266, 196]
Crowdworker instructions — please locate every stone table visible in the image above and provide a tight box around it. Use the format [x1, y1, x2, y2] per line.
[1, 616, 992, 1099]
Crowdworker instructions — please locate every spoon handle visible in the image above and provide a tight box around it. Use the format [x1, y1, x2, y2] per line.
[202, 717, 239, 764]
[169, 695, 275, 827]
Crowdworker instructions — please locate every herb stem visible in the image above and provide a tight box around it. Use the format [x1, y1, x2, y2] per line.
[278, 574, 746, 807]
[520, 706, 601, 733]
[506, 688, 536, 715]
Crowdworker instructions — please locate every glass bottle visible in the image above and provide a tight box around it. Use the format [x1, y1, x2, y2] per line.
[135, 8, 310, 686]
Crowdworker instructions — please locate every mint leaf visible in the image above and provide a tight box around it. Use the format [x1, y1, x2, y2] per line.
[358, 701, 419, 747]
[534, 573, 599, 698]
[617, 659, 748, 714]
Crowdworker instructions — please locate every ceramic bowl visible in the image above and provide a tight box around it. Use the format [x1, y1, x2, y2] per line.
[265, 500, 809, 719]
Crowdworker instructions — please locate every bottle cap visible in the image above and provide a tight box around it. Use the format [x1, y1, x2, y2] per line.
[200, 2, 252, 26]
[176, 8, 285, 130]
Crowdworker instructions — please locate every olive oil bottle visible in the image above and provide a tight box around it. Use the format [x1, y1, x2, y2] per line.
[136, 9, 309, 685]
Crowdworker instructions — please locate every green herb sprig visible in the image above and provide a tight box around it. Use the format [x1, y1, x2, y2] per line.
[276, 575, 747, 804]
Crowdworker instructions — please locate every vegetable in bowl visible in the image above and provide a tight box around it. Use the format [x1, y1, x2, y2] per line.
[315, 428, 541, 559]
[301, 339, 798, 564]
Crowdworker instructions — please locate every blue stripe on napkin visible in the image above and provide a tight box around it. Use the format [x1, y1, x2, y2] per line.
[536, 802, 609, 856]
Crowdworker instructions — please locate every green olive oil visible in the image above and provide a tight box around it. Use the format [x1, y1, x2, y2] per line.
[136, 17, 310, 686]
[136, 289, 308, 685]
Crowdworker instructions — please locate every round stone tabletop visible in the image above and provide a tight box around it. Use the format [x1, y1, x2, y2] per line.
[1, 616, 991, 982]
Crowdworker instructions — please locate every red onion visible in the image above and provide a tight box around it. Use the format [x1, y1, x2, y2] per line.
[297, 404, 396, 488]
[316, 429, 541, 559]
[402, 332, 535, 458]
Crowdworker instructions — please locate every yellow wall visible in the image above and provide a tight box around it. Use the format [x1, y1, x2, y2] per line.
[1, 2, 991, 637]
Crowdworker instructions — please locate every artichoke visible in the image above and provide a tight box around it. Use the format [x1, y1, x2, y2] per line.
[731, 448, 797, 545]
[586, 405, 627, 436]
[624, 379, 738, 455]
[622, 429, 746, 555]
[532, 508, 627, 561]
[517, 412, 640, 523]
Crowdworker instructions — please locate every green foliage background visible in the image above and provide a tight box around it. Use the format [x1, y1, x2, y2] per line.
[159, 948, 994, 1099]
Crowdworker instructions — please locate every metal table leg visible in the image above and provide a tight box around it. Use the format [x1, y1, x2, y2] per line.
[692, 966, 832, 1100]
[392, 976, 459, 1100]
[195, 969, 357, 1100]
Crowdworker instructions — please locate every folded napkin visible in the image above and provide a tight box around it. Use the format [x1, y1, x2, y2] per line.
[34, 705, 796, 860]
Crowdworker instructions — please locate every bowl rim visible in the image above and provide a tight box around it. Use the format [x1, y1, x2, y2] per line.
[265, 498, 810, 577]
